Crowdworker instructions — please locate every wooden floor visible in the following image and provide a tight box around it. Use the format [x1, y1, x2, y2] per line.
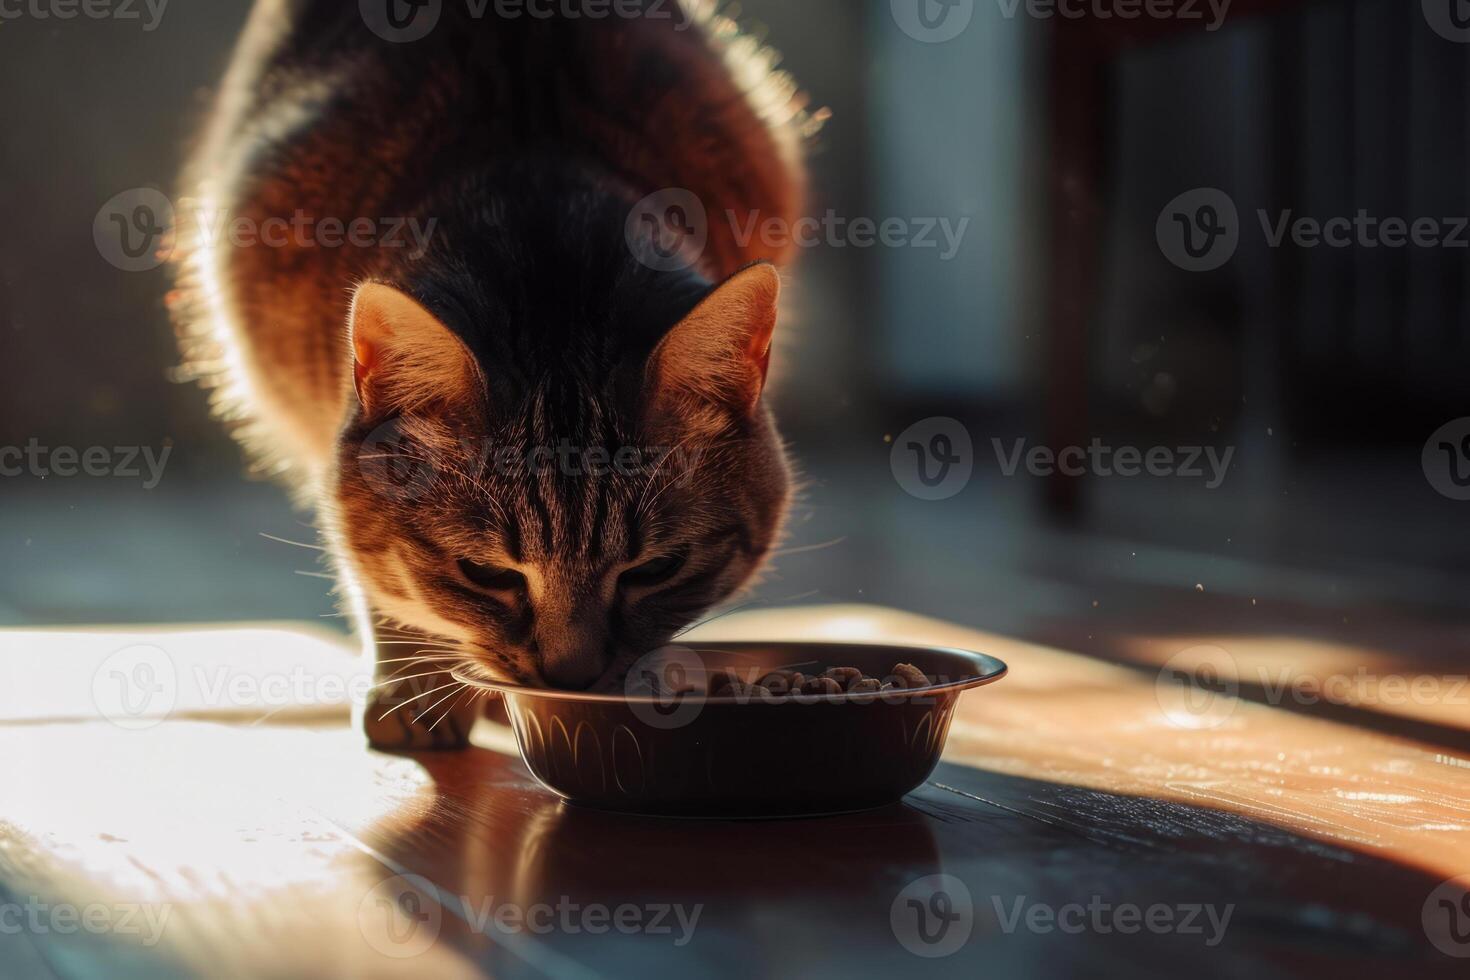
[2, 606, 1468, 978]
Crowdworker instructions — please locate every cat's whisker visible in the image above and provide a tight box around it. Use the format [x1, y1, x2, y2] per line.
[426, 685, 475, 732]
[768, 536, 846, 558]
[636, 469, 688, 524]
[371, 669, 457, 691]
[371, 653, 460, 665]
[259, 532, 326, 551]
[413, 682, 470, 727]
[673, 598, 768, 638]
[459, 464, 512, 528]
[633, 431, 701, 519]
[355, 452, 432, 464]
[375, 655, 465, 677]
[375, 680, 461, 722]
[373, 625, 455, 640]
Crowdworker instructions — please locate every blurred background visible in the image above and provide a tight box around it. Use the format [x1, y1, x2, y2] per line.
[3, 0, 1468, 670]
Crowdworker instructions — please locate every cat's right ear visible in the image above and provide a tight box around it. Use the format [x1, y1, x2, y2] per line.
[347, 282, 481, 418]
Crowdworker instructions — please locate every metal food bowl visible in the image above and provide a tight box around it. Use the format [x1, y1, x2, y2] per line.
[456, 641, 1007, 818]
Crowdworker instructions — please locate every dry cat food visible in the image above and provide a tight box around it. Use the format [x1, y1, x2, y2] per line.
[707, 662, 934, 701]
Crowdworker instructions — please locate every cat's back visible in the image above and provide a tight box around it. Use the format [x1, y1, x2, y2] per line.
[190, 0, 808, 223]
[172, 0, 814, 485]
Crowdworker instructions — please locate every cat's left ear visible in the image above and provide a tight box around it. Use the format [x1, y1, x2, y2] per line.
[647, 262, 780, 419]
[347, 282, 481, 417]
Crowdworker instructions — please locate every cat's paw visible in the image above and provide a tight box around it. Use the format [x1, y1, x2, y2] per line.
[360, 672, 477, 751]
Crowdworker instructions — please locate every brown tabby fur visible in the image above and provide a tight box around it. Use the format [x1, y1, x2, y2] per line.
[170, 0, 816, 747]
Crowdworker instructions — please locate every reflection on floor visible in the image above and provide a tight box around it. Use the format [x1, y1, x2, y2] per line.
[3, 608, 1469, 978]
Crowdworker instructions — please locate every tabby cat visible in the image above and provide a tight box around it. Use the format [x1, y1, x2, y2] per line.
[171, 0, 816, 747]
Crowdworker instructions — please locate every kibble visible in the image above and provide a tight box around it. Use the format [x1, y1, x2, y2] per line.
[822, 667, 864, 688]
[800, 676, 844, 696]
[890, 663, 929, 689]
[707, 662, 932, 701]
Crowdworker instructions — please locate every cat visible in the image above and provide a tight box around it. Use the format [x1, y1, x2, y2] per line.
[170, 0, 818, 748]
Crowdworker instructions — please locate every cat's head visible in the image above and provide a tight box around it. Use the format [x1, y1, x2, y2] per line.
[326, 262, 789, 690]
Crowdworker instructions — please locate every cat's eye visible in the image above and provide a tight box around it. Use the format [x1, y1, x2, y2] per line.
[619, 552, 687, 588]
[456, 559, 527, 593]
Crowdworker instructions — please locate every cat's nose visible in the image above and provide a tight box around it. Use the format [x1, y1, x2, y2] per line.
[534, 596, 611, 689]
[540, 647, 608, 690]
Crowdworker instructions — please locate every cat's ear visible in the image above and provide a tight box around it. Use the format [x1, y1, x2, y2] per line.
[647, 262, 780, 421]
[347, 282, 480, 417]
